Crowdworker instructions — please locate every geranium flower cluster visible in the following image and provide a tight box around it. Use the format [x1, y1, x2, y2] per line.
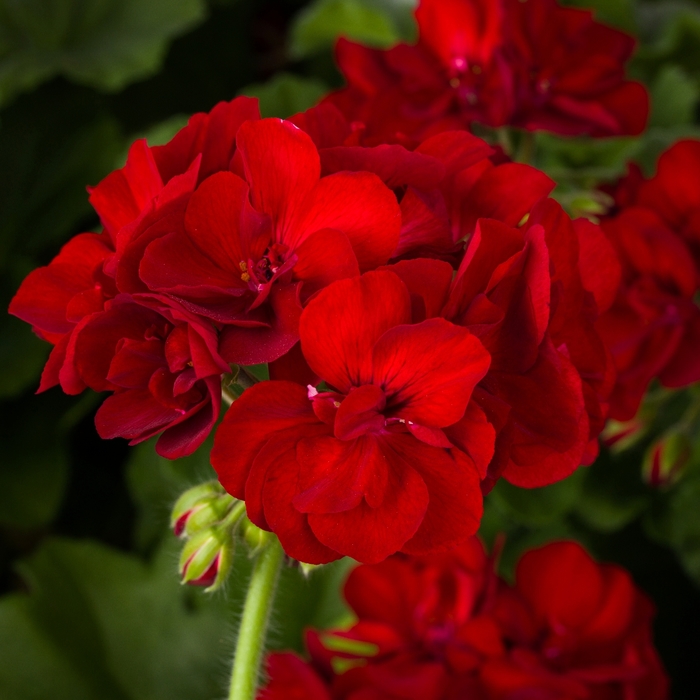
[10, 85, 620, 563]
[260, 539, 668, 700]
[598, 140, 700, 421]
[325, 0, 649, 144]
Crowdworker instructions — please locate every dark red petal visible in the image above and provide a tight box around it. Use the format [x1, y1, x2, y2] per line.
[211, 381, 320, 499]
[95, 389, 182, 441]
[516, 541, 604, 630]
[373, 318, 490, 427]
[395, 439, 483, 555]
[300, 271, 411, 393]
[459, 163, 555, 234]
[260, 653, 332, 700]
[155, 377, 221, 458]
[307, 448, 429, 563]
[261, 436, 341, 565]
[575, 217, 622, 313]
[294, 433, 389, 513]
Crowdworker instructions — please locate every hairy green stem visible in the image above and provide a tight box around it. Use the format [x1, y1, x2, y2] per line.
[228, 538, 284, 700]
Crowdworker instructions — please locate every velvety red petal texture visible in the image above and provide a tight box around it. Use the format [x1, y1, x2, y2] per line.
[300, 271, 412, 393]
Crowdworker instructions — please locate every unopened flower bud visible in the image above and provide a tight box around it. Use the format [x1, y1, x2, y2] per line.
[178, 528, 234, 592]
[171, 481, 226, 537]
[643, 431, 692, 488]
[602, 417, 647, 452]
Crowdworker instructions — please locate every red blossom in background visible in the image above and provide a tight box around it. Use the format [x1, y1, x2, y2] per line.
[325, 0, 648, 142]
[260, 540, 668, 700]
[598, 140, 700, 420]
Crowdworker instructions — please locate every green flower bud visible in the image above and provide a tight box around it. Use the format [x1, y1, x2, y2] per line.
[171, 481, 226, 537]
[178, 527, 234, 592]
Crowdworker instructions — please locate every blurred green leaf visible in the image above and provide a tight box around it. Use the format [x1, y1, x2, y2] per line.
[535, 132, 640, 184]
[290, 0, 401, 59]
[0, 313, 49, 400]
[635, 2, 700, 78]
[0, 0, 208, 107]
[240, 72, 328, 119]
[489, 469, 586, 528]
[649, 64, 699, 127]
[573, 451, 652, 532]
[126, 436, 216, 552]
[0, 393, 71, 529]
[564, 0, 637, 32]
[0, 537, 229, 700]
[645, 475, 700, 585]
[0, 88, 123, 273]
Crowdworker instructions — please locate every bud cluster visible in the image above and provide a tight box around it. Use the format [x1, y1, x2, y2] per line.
[171, 481, 273, 592]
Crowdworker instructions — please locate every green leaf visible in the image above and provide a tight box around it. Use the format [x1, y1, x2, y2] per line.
[0, 392, 71, 529]
[635, 3, 700, 78]
[488, 468, 586, 528]
[644, 475, 700, 585]
[0, 0, 207, 107]
[563, 0, 636, 33]
[0, 312, 49, 400]
[240, 72, 328, 119]
[574, 451, 651, 532]
[649, 64, 700, 127]
[0, 537, 230, 700]
[535, 132, 640, 185]
[290, 0, 401, 59]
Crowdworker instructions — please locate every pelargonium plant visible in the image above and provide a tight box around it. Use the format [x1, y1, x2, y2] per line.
[8, 0, 687, 697]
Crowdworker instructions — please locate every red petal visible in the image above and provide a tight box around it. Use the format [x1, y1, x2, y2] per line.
[300, 271, 411, 393]
[307, 444, 429, 563]
[211, 381, 321, 499]
[289, 171, 401, 271]
[293, 228, 360, 299]
[9, 233, 112, 336]
[237, 119, 320, 240]
[89, 140, 164, 238]
[516, 541, 604, 630]
[294, 433, 389, 513]
[383, 259, 453, 321]
[260, 435, 341, 565]
[373, 318, 490, 427]
[397, 440, 483, 555]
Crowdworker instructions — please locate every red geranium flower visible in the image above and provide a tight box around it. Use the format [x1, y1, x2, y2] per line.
[306, 537, 500, 700]
[74, 294, 228, 458]
[260, 540, 668, 700]
[8, 97, 259, 399]
[503, 0, 648, 136]
[483, 541, 669, 700]
[88, 96, 260, 239]
[212, 270, 491, 564]
[598, 208, 700, 420]
[324, 0, 647, 140]
[140, 118, 401, 365]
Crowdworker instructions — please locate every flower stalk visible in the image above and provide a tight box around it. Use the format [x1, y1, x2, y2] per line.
[229, 535, 285, 700]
